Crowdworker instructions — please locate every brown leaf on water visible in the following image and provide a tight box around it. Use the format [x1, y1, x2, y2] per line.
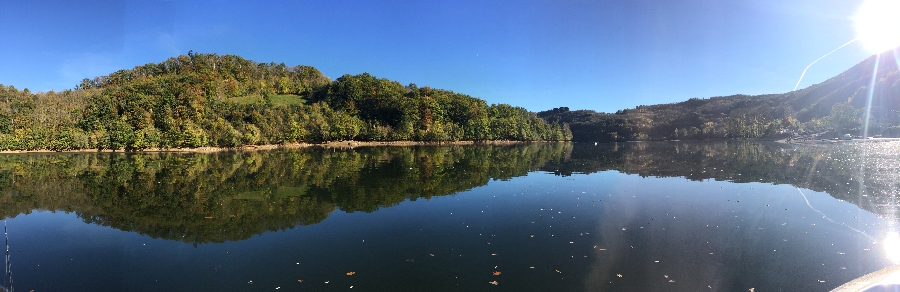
[492, 271, 501, 276]
[346, 271, 356, 276]
[297, 280, 304, 283]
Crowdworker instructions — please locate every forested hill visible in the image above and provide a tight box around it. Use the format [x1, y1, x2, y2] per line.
[539, 49, 900, 142]
[0, 52, 571, 151]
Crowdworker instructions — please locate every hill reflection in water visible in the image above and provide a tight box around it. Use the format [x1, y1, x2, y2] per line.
[0, 143, 571, 243]
[4, 141, 900, 291]
[0, 141, 897, 244]
[544, 140, 900, 221]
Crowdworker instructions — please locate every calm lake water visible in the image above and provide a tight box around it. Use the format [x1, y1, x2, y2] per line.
[1, 141, 899, 291]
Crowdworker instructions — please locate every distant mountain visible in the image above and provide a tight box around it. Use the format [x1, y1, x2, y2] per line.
[539, 48, 900, 142]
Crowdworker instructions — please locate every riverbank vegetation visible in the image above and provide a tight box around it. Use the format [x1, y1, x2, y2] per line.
[0, 52, 571, 151]
[3, 48, 897, 148]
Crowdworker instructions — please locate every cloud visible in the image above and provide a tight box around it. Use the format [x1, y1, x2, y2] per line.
[155, 32, 181, 56]
[58, 53, 122, 84]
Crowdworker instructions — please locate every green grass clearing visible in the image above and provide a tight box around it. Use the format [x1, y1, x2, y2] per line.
[230, 94, 306, 106]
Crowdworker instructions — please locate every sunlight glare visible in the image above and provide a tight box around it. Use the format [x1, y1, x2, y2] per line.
[854, 0, 900, 53]
[885, 231, 900, 264]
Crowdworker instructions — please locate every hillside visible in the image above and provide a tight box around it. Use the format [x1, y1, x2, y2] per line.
[0, 53, 571, 151]
[539, 49, 900, 142]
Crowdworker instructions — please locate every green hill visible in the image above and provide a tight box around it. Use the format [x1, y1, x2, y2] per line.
[0, 52, 571, 151]
[539, 49, 900, 142]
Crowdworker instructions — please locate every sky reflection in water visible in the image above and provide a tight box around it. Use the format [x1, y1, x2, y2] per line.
[1, 141, 898, 291]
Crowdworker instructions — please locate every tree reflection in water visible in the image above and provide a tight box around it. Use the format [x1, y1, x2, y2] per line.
[0, 140, 897, 245]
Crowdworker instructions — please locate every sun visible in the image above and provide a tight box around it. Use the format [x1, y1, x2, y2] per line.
[854, 0, 900, 53]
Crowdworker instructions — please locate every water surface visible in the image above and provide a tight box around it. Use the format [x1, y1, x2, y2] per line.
[1, 141, 898, 291]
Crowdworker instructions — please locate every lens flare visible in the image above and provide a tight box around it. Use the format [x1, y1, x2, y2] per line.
[885, 232, 900, 264]
[854, 0, 900, 53]
[793, 39, 857, 91]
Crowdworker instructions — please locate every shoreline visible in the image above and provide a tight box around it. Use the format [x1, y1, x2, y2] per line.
[775, 137, 900, 144]
[0, 140, 541, 154]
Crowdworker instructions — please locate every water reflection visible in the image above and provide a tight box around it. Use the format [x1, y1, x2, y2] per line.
[0, 144, 571, 243]
[1, 141, 898, 246]
[543, 141, 900, 220]
[1, 141, 899, 291]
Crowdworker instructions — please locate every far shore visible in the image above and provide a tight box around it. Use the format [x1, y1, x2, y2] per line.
[0, 140, 545, 154]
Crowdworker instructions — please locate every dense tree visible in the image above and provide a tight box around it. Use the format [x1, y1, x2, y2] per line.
[0, 53, 569, 151]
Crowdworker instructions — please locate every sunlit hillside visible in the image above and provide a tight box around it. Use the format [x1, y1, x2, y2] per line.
[0, 53, 571, 151]
[539, 48, 900, 142]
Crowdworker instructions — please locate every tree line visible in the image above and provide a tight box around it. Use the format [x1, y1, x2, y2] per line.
[0, 52, 571, 151]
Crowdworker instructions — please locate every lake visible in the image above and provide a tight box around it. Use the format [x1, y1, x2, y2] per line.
[1, 141, 898, 291]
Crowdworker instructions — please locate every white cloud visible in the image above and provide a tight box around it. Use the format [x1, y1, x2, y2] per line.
[58, 53, 123, 86]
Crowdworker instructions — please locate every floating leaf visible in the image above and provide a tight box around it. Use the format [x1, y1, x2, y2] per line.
[347, 271, 356, 276]
[492, 271, 501, 276]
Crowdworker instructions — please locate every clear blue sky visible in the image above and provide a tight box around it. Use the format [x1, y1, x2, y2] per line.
[0, 0, 882, 113]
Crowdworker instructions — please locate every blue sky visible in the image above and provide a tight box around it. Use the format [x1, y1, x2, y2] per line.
[0, 0, 883, 113]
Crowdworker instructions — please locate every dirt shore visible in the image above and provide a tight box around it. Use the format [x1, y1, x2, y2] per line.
[0, 140, 536, 154]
